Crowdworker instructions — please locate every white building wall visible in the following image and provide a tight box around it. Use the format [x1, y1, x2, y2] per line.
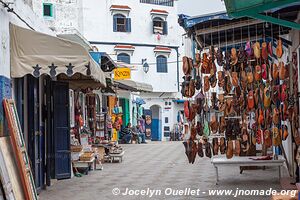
[30, 0, 184, 141]
[0, 0, 54, 78]
[82, 0, 180, 46]
[81, 0, 181, 93]
[32, 0, 84, 34]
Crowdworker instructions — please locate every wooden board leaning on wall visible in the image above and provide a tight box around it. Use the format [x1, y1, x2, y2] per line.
[3, 99, 38, 200]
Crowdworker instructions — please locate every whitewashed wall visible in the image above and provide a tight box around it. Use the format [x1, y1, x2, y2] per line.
[81, 0, 182, 93]
[0, 0, 53, 78]
[32, 0, 84, 34]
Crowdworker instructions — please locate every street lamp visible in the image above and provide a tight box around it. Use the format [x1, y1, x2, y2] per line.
[142, 59, 149, 73]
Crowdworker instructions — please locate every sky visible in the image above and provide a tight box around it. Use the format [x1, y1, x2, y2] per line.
[177, 0, 226, 17]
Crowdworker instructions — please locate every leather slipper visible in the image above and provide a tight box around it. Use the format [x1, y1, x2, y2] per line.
[212, 138, 219, 156]
[220, 137, 226, 154]
[234, 140, 241, 156]
[204, 140, 212, 158]
[226, 140, 233, 159]
[264, 129, 272, 148]
[198, 141, 204, 157]
[273, 127, 281, 146]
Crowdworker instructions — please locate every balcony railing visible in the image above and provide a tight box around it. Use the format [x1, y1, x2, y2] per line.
[140, 0, 174, 7]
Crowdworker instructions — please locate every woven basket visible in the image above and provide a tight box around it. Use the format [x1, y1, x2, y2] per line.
[71, 145, 83, 152]
[79, 152, 94, 161]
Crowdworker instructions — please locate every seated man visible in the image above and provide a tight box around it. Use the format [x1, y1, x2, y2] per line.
[121, 123, 132, 144]
[136, 125, 147, 144]
[130, 125, 139, 144]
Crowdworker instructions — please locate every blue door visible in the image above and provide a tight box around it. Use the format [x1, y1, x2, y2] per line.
[53, 82, 71, 179]
[27, 75, 43, 191]
[151, 119, 159, 141]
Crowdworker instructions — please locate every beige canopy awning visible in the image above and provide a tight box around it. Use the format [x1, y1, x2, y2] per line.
[115, 80, 153, 92]
[10, 23, 106, 87]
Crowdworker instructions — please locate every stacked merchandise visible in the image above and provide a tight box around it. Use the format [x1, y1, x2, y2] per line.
[182, 37, 297, 162]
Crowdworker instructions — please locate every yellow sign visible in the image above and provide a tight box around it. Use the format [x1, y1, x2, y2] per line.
[114, 68, 131, 80]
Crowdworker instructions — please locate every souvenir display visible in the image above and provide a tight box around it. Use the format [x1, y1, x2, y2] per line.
[181, 36, 295, 163]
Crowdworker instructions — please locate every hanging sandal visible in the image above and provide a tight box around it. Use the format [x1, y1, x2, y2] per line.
[230, 47, 238, 66]
[245, 41, 252, 58]
[253, 42, 261, 59]
[234, 140, 241, 156]
[256, 129, 263, 144]
[226, 140, 234, 159]
[273, 108, 280, 125]
[261, 63, 268, 80]
[276, 38, 283, 58]
[219, 116, 226, 134]
[217, 49, 224, 66]
[263, 85, 271, 108]
[262, 42, 268, 60]
[264, 129, 272, 148]
[273, 127, 281, 146]
[198, 141, 204, 157]
[254, 65, 262, 81]
[204, 139, 212, 158]
[279, 61, 286, 80]
[212, 138, 219, 156]
[224, 51, 231, 71]
[220, 137, 226, 154]
[204, 76, 210, 92]
[268, 41, 273, 56]
[201, 53, 210, 74]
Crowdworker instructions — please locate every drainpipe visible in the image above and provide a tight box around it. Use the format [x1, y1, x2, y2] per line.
[176, 47, 179, 92]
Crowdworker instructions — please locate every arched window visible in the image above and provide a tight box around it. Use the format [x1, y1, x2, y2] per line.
[117, 53, 130, 64]
[113, 14, 131, 32]
[153, 17, 167, 35]
[156, 55, 167, 73]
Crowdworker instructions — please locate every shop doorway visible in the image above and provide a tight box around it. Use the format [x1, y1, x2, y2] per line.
[27, 75, 43, 191]
[150, 105, 162, 141]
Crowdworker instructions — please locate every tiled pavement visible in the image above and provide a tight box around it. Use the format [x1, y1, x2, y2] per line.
[39, 141, 289, 200]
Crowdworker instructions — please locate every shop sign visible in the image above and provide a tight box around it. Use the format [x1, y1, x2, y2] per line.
[114, 68, 131, 80]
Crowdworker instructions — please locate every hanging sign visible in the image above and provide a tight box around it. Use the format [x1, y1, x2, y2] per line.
[114, 68, 131, 80]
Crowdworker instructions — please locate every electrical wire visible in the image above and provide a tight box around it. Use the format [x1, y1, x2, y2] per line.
[0, 0, 35, 30]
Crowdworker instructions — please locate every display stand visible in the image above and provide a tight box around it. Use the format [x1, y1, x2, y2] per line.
[212, 155, 285, 185]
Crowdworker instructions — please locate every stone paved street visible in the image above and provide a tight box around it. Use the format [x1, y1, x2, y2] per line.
[40, 142, 287, 200]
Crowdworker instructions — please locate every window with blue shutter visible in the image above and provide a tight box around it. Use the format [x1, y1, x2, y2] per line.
[113, 14, 131, 33]
[156, 55, 167, 73]
[153, 17, 167, 35]
[117, 53, 131, 64]
[163, 21, 168, 35]
[126, 18, 131, 32]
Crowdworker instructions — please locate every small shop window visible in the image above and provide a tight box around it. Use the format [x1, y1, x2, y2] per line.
[117, 53, 131, 64]
[113, 14, 131, 32]
[153, 17, 168, 35]
[43, 3, 53, 17]
[156, 55, 168, 73]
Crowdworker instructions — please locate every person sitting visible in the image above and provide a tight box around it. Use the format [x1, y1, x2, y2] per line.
[121, 123, 132, 144]
[136, 125, 147, 144]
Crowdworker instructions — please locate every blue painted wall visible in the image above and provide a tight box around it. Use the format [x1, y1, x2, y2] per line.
[151, 119, 162, 141]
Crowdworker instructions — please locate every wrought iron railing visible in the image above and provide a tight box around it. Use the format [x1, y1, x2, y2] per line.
[140, 0, 174, 7]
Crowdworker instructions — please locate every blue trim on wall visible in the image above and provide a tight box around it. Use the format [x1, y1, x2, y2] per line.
[0, 76, 11, 136]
